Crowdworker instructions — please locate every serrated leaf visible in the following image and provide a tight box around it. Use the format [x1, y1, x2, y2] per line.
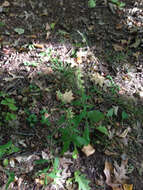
[56, 90, 74, 103]
[74, 170, 91, 190]
[91, 73, 105, 87]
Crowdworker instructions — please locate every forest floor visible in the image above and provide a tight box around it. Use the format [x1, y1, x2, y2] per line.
[0, 0, 143, 189]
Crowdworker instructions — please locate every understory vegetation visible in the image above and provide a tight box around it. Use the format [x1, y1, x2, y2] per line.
[0, 0, 143, 189]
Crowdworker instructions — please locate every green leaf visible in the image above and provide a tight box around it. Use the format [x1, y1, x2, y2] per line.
[119, 2, 125, 7]
[0, 141, 19, 158]
[107, 108, 114, 117]
[53, 157, 59, 171]
[61, 140, 71, 154]
[87, 110, 104, 123]
[96, 125, 109, 136]
[74, 170, 91, 190]
[122, 111, 128, 120]
[34, 159, 49, 165]
[83, 123, 90, 145]
[0, 22, 5, 27]
[14, 28, 24, 35]
[3, 158, 9, 167]
[72, 146, 78, 159]
[50, 22, 56, 30]
[6, 172, 15, 190]
[74, 136, 87, 147]
[111, 0, 118, 3]
[5, 112, 17, 121]
[8, 103, 17, 111]
[88, 0, 96, 8]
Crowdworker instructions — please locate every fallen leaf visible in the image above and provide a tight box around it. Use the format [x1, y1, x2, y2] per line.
[139, 91, 143, 98]
[91, 73, 105, 87]
[121, 40, 128, 45]
[104, 160, 113, 184]
[45, 23, 51, 30]
[114, 161, 129, 184]
[82, 144, 95, 157]
[56, 90, 74, 103]
[26, 35, 37, 39]
[113, 44, 124, 51]
[104, 149, 118, 156]
[123, 184, 133, 190]
[130, 38, 141, 48]
[133, 52, 140, 59]
[14, 28, 25, 35]
[2, 0, 10, 7]
[104, 158, 129, 190]
[118, 127, 131, 138]
[116, 23, 123, 30]
[46, 31, 51, 39]
[34, 43, 44, 49]
[75, 56, 82, 64]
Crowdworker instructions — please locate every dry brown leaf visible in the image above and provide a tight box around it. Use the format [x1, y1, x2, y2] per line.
[113, 44, 124, 51]
[104, 160, 113, 184]
[76, 56, 82, 64]
[104, 149, 118, 156]
[46, 31, 51, 39]
[56, 90, 74, 103]
[91, 73, 105, 87]
[34, 43, 44, 49]
[116, 23, 123, 30]
[104, 159, 130, 190]
[2, 0, 10, 7]
[118, 127, 131, 138]
[123, 184, 133, 190]
[114, 161, 129, 184]
[121, 40, 128, 45]
[82, 144, 95, 157]
[133, 52, 140, 59]
[139, 91, 143, 98]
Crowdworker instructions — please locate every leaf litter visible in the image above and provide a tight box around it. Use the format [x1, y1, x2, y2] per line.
[0, 0, 143, 189]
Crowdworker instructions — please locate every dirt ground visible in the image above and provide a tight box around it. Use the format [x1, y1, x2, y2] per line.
[0, 0, 143, 189]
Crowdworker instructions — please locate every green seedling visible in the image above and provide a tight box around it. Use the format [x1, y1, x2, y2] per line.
[35, 157, 61, 186]
[0, 140, 20, 158]
[107, 106, 118, 117]
[28, 44, 35, 50]
[5, 171, 15, 190]
[39, 48, 52, 61]
[0, 96, 17, 122]
[88, 0, 96, 8]
[3, 112, 17, 121]
[0, 21, 5, 27]
[40, 109, 50, 126]
[106, 75, 120, 94]
[29, 84, 40, 92]
[74, 170, 91, 190]
[1, 97, 17, 111]
[58, 93, 105, 154]
[121, 111, 128, 120]
[24, 61, 38, 67]
[110, 0, 125, 8]
[26, 113, 38, 127]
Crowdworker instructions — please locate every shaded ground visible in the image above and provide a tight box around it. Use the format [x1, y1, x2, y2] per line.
[0, 0, 143, 189]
